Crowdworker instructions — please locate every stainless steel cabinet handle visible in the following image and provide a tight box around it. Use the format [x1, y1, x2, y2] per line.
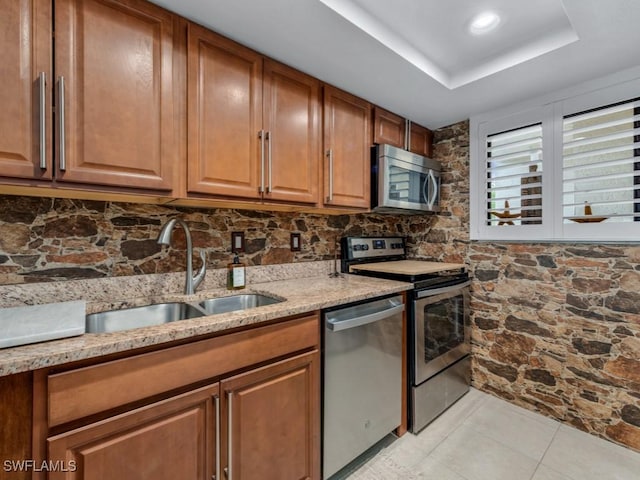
[404, 119, 409, 150]
[38, 72, 47, 169]
[226, 391, 233, 480]
[266, 131, 272, 193]
[258, 130, 265, 193]
[406, 119, 412, 151]
[214, 395, 221, 480]
[58, 76, 66, 171]
[326, 149, 333, 203]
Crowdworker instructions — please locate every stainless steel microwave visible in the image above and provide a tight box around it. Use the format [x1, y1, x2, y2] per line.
[371, 144, 441, 214]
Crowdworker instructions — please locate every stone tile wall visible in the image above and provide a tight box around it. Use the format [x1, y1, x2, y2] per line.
[429, 120, 640, 452]
[0, 196, 432, 284]
[1, 119, 638, 451]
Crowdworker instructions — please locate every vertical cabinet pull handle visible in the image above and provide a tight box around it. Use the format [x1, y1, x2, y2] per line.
[58, 77, 66, 171]
[266, 131, 272, 193]
[326, 149, 333, 203]
[258, 130, 265, 193]
[214, 395, 221, 480]
[226, 391, 233, 480]
[406, 119, 411, 151]
[38, 72, 47, 170]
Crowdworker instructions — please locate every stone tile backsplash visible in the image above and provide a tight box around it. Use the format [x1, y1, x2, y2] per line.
[0, 196, 431, 284]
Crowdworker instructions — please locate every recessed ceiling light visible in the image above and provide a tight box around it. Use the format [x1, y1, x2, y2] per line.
[469, 11, 501, 35]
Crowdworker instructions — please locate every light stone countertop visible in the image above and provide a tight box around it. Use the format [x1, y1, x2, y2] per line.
[0, 273, 411, 377]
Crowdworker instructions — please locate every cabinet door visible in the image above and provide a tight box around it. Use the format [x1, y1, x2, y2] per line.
[222, 350, 320, 480]
[262, 60, 320, 205]
[0, 0, 52, 181]
[54, 0, 176, 191]
[187, 23, 263, 199]
[409, 121, 433, 157]
[48, 383, 219, 480]
[373, 107, 405, 149]
[323, 86, 371, 209]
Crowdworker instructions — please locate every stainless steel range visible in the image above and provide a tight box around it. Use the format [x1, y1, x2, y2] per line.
[341, 236, 472, 433]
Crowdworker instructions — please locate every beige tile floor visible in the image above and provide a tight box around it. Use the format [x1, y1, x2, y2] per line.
[346, 388, 640, 480]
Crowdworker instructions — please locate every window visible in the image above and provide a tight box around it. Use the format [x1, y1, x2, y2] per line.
[470, 76, 640, 242]
[562, 98, 640, 224]
[486, 124, 543, 227]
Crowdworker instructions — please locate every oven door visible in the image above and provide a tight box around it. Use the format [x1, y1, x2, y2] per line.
[413, 281, 471, 385]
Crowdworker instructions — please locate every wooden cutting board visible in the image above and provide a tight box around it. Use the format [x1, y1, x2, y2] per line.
[350, 260, 465, 275]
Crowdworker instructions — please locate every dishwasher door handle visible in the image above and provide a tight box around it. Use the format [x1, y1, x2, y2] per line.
[327, 304, 404, 332]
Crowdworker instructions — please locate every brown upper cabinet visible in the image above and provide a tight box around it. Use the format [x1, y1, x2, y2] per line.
[1, 0, 179, 193]
[408, 121, 433, 158]
[323, 86, 372, 210]
[54, 0, 178, 191]
[373, 107, 433, 157]
[0, 0, 52, 181]
[187, 23, 321, 205]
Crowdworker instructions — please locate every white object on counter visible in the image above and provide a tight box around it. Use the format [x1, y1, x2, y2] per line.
[0, 300, 86, 348]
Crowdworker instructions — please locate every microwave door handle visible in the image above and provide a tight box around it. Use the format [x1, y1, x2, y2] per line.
[428, 170, 438, 209]
[422, 174, 429, 205]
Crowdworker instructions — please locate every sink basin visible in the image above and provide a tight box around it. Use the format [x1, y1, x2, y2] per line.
[86, 302, 206, 333]
[199, 294, 282, 315]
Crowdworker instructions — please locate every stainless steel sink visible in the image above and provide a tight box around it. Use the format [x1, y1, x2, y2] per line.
[198, 294, 282, 315]
[86, 294, 283, 333]
[86, 302, 206, 333]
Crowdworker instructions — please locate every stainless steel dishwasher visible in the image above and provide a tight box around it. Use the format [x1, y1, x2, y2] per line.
[323, 294, 404, 479]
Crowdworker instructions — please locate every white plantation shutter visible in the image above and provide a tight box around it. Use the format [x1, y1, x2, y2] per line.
[472, 76, 640, 241]
[562, 98, 640, 224]
[486, 124, 543, 226]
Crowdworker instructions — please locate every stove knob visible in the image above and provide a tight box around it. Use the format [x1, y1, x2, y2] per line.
[362, 244, 369, 250]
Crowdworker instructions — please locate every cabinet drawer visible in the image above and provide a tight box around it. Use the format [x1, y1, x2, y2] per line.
[48, 314, 318, 427]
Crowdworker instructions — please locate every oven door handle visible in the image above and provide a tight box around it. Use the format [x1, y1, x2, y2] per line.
[327, 304, 404, 332]
[416, 280, 471, 299]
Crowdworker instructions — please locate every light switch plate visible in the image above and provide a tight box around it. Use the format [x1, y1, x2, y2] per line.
[231, 231, 245, 253]
[290, 233, 301, 251]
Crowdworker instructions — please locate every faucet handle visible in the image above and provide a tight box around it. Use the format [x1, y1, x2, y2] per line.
[193, 250, 206, 290]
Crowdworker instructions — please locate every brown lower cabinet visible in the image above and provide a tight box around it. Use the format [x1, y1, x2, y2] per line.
[37, 313, 320, 480]
[222, 352, 319, 480]
[48, 383, 219, 479]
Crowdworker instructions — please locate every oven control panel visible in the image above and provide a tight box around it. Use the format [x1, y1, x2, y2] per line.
[343, 236, 405, 260]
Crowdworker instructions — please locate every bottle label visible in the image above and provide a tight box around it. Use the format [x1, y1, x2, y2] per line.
[233, 266, 245, 287]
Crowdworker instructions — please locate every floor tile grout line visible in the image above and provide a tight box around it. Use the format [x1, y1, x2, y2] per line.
[417, 394, 488, 459]
[529, 423, 569, 480]
[457, 394, 560, 464]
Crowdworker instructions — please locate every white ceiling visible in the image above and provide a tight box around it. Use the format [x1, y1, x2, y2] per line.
[151, 0, 640, 130]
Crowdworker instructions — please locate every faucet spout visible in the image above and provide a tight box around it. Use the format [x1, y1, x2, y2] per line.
[157, 218, 206, 295]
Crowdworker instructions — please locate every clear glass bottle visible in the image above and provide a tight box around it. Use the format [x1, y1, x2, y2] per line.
[227, 253, 246, 290]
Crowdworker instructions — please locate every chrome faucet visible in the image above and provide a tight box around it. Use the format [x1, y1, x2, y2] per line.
[157, 218, 206, 295]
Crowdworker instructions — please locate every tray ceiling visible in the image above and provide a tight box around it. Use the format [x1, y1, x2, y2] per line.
[151, 0, 640, 129]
